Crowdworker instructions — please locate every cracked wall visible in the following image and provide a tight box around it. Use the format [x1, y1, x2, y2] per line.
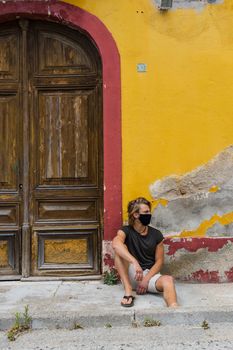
[162, 237, 233, 282]
[103, 237, 233, 282]
[154, 0, 223, 11]
[150, 146, 233, 282]
[150, 146, 233, 238]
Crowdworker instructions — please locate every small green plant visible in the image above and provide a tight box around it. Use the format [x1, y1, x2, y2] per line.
[131, 320, 140, 328]
[201, 320, 210, 330]
[7, 305, 32, 341]
[104, 323, 112, 328]
[22, 305, 32, 327]
[14, 312, 21, 329]
[131, 311, 139, 328]
[103, 268, 119, 285]
[7, 329, 16, 342]
[143, 317, 161, 327]
[74, 322, 84, 330]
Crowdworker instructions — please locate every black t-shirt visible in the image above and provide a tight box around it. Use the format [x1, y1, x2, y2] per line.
[121, 225, 164, 270]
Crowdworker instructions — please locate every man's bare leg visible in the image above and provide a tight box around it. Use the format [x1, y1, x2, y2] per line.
[155, 275, 178, 307]
[114, 254, 134, 306]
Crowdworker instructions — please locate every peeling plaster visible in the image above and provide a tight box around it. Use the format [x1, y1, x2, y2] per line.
[178, 212, 233, 237]
[225, 267, 233, 281]
[150, 146, 233, 200]
[150, 146, 233, 237]
[153, 0, 223, 11]
[102, 240, 115, 272]
[103, 239, 233, 283]
[209, 185, 219, 193]
[165, 237, 233, 255]
[206, 222, 233, 237]
[162, 238, 233, 282]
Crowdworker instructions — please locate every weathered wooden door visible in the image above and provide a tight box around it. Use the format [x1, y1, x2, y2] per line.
[0, 20, 103, 278]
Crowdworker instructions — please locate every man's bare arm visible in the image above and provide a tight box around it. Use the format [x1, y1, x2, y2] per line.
[112, 230, 143, 281]
[144, 241, 164, 281]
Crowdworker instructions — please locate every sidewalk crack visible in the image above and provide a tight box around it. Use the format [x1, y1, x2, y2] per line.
[53, 281, 62, 298]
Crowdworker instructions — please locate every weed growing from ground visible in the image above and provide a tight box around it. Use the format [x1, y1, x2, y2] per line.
[103, 268, 119, 285]
[73, 323, 84, 330]
[7, 305, 32, 341]
[201, 320, 210, 330]
[104, 323, 112, 328]
[143, 317, 161, 327]
[131, 320, 140, 328]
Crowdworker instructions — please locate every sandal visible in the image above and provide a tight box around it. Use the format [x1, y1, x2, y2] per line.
[121, 295, 135, 307]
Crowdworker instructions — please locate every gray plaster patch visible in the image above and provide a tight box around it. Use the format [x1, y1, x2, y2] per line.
[150, 145, 233, 200]
[206, 223, 233, 237]
[150, 146, 233, 235]
[153, 0, 223, 10]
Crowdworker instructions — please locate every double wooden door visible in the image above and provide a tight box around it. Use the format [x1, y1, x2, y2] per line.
[0, 20, 103, 278]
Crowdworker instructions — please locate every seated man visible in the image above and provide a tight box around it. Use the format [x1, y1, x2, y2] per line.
[112, 197, 178, 308]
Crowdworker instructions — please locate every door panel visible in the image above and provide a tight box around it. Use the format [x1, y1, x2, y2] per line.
[33, 228, 98, 272]
[29, 21, 102, 276]
[37, 90, 95, 184]
[36, 200, 97, 223]
[0, 234, 15, 268]
[0, 94, 20, 190]
[0, 32, 19, 80]
[0, 24, 21, 276]
[0, 204, 19, 225]
[0, 20, 102, 278]
[37, 31, 95, 74]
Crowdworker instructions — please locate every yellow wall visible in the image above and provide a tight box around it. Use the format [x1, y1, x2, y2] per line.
[65, 0, 233, 219]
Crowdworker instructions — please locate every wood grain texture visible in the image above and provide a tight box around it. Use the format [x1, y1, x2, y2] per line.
[0, 20, 103, 277]
[0, 94, 19, 189]
[0, 23, 21, 276]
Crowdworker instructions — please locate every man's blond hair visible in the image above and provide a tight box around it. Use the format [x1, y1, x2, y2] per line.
[127, 197, 151, 226]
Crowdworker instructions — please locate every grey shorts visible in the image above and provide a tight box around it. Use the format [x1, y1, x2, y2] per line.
[128, 264, 162, 294]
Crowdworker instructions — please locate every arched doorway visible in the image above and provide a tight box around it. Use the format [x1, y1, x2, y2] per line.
[0, 19, 103, 277]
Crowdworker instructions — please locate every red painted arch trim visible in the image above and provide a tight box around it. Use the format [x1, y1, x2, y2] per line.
[0, 0, 121, 240]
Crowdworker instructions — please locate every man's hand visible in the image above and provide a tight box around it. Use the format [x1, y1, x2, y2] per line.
[132, 261, 143, 282]
[136, 278, 149, 295]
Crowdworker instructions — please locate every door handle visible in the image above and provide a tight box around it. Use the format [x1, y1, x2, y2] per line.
[19, 184, 23, 190]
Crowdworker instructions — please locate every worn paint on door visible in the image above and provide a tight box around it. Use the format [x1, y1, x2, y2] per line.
[0, 20, 103, 277]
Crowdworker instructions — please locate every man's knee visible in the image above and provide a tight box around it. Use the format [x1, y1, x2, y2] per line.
[158, 275, 175, 289]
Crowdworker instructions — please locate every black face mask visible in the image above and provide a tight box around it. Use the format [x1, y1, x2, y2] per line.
[138, 214, 151, 226]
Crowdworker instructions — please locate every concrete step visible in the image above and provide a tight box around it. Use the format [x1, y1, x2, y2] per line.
[1, 281, 233, 330]
[2, 323, 233, 350]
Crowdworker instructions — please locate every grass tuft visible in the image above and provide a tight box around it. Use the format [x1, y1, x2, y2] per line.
[143, 317, 162, 327]
[103, 268, 119, 285]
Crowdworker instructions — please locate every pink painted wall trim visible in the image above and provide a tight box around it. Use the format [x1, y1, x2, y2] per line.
[0, 0, 122, 240]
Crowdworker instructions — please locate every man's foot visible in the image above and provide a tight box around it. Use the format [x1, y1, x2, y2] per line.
[121, 295, 135, 307]
[168, 302, 179, 308]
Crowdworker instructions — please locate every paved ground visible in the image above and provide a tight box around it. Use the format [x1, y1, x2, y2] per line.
[1, 323, 233, 350]
[1, 280, 233, 349]
[1, 280, 233, 331]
